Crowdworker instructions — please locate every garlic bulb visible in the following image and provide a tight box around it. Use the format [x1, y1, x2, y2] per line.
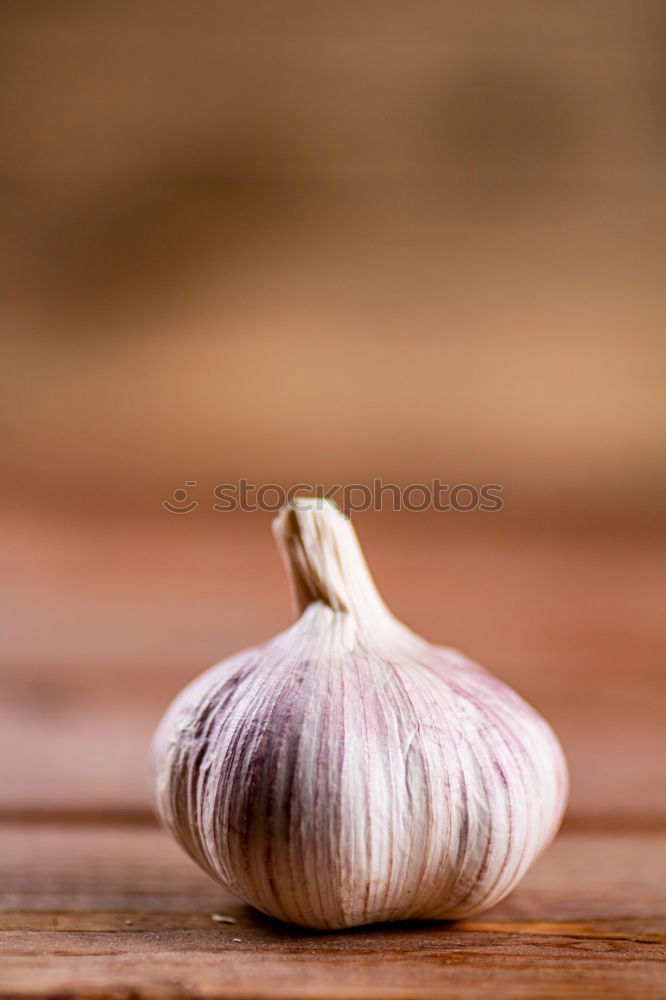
[153, 499, 568, 929]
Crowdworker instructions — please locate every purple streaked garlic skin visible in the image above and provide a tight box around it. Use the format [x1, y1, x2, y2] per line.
[152, 499, 568, 929]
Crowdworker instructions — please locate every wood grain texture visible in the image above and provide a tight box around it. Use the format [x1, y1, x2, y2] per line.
[1, 512, 664, 995]
[0, 824, 664, 998]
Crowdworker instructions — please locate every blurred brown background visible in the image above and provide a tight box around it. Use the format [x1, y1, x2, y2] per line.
[0, 2, 664, 826]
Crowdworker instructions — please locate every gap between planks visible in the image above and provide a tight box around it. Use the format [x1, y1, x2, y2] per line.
[1, 807, 665, 833]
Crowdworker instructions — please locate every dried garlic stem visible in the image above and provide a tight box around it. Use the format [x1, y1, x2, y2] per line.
[273, 498, 391, 626]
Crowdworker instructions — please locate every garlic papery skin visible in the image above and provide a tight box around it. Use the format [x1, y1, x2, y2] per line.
[152, 498, 568, 930]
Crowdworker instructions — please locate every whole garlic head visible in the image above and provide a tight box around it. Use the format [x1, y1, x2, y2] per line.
[153, 499, 568, 929]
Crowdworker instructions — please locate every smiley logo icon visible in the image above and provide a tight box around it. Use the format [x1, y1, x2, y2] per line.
[162, 481, 199, 513]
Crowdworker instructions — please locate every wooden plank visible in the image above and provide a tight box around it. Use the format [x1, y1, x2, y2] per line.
[2, 824, 665, 922]
[1, 510, 664, 825]
[0, 824, 664, 998]
[1, 940, 663, 1000]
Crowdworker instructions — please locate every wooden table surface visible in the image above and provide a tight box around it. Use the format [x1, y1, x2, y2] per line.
[1, 507, 664, 998]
